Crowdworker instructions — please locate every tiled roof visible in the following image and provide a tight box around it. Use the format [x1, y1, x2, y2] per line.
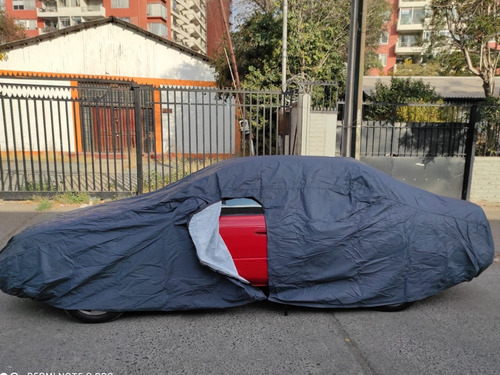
[363, 76, 500, 99]
[0, 17, 208, 62]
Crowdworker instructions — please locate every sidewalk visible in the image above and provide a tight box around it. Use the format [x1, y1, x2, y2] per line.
[0, 200, 86, 249]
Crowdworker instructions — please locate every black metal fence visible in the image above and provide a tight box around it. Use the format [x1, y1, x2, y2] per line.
[0, 82, 293, 198]
[2, 80, 499, 199]
[476, 103, 500, 156]
[335, 102, 499, 158]
[334, 102, 485, 199]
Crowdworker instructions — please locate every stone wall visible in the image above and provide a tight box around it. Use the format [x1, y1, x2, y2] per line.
[470, 157, 500, 204]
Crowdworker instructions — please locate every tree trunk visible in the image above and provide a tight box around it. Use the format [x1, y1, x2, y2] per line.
[483, 80, 492, 99]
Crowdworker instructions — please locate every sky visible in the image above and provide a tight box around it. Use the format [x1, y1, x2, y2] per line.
[230, 0, 256, 30]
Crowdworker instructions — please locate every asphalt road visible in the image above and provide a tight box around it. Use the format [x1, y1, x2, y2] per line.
[483, 206, 500, 257]
[0, 202, 499, 375]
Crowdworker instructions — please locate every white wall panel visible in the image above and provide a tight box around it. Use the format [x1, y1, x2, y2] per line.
[0, 79, 75, 152]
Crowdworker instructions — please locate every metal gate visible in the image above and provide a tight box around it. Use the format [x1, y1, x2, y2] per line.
[336, 102, 477, 199]
[0, 81, 293, 198]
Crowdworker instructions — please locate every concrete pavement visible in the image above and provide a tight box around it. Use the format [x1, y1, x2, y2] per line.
[0, 199, 499, 375]
[482, 205, 500, 259]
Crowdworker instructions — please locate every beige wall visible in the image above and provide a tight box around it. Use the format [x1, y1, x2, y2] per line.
[470, 157, 500, 204]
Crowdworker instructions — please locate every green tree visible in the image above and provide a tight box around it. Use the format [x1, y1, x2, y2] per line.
[394, 53, 478, 77]
[213, 11, 283, 89]
[364, 50, 384, 74]
[395, 98, 446, 123]
[0, 9, 27, 60]
[366, 77, 445, 121]
[369, 77, 441, 103]
[429, 0, 500, 98]
[213, 0, 390, 90]
[477, 97, 500, 156]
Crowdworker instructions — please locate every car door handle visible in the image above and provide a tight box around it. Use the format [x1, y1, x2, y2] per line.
[254, 227, 267, 236]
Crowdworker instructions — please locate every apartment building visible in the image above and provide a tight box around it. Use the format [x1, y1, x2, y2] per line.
[1, 0, 228, 56]
[371, 0, 431, 75]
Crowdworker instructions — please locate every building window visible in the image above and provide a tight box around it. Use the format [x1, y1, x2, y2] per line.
[13, 0, 35, 10]
[439, 30, 451, 38]
[111, 0, 129, 8]
[383, 10, 391, 23]
[148, 22, 167, 38]
[15, 18, 37, 30]
[44, 19, 58, 31]
[399, 7, 425, 25]
[147, 3, 167, 18]
[378, 54, 387, 67]
[118, 17, 130, 23]
[380, 31, 389, 44]
[398, 34, 421, 48]
[60, 0, 81, 7]
[60, 17, 71, 28]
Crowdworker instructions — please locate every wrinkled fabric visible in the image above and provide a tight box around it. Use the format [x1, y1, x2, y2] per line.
[0, 156, 494, 311]
[189, 202, 248, 284]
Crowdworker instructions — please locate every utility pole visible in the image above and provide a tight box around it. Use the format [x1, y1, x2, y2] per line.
[280, 0, 289, 154]
[342, 0, 367, 158]
[282, 0, 288, 94]
[219, 0, 241, 89]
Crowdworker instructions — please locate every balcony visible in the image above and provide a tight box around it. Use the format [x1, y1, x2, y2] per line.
[172, 25, 191, 41]
[37, 5, 105, 19]
[395, 43, 423, 55]
[189, 40, 206, 53]
[185, 9, 205, 27]
[172, 8, 190, 25]
[183, 23, 204, 38]
[398, 0, 429, 7]
[172, 7, 206, 36]
[39, 26, 58, 34]
[397, 22, 424, 32]
[189, 0, 203, 12]
[174, 6, 205, 26]
[175, 0, 203, 12]
[398, 7, 426, 32]
[172, 26, 206, 53]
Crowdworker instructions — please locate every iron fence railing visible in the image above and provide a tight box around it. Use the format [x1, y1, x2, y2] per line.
[336, 101, 499, 157]
[476, 103, 500, 156]
[0, 83, 293, 198]
[2, 79, 497, 198]
[287, 80, 338, 111]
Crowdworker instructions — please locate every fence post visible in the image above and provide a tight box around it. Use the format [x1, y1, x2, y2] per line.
[462, 105, 478, 200]
[132, 84, 144, 195]
[299, 93, 311, 155]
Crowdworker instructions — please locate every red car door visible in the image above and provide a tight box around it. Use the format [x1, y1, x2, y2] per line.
[219, 199, 268, 286]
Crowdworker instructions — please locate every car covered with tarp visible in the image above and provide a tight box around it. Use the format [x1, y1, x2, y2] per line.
[0, 156, 494, 322]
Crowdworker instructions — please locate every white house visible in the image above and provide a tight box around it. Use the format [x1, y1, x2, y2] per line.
[0, 17, 215, 83]
[0, 17, 234, 159]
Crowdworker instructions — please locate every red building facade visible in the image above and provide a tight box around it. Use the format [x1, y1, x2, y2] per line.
[369, 0, 430, 76]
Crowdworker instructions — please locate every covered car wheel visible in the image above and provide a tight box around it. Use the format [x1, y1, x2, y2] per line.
[65, 309, 123, 323]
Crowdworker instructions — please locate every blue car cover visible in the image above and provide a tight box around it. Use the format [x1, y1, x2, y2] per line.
[0, 156, 495, 311]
